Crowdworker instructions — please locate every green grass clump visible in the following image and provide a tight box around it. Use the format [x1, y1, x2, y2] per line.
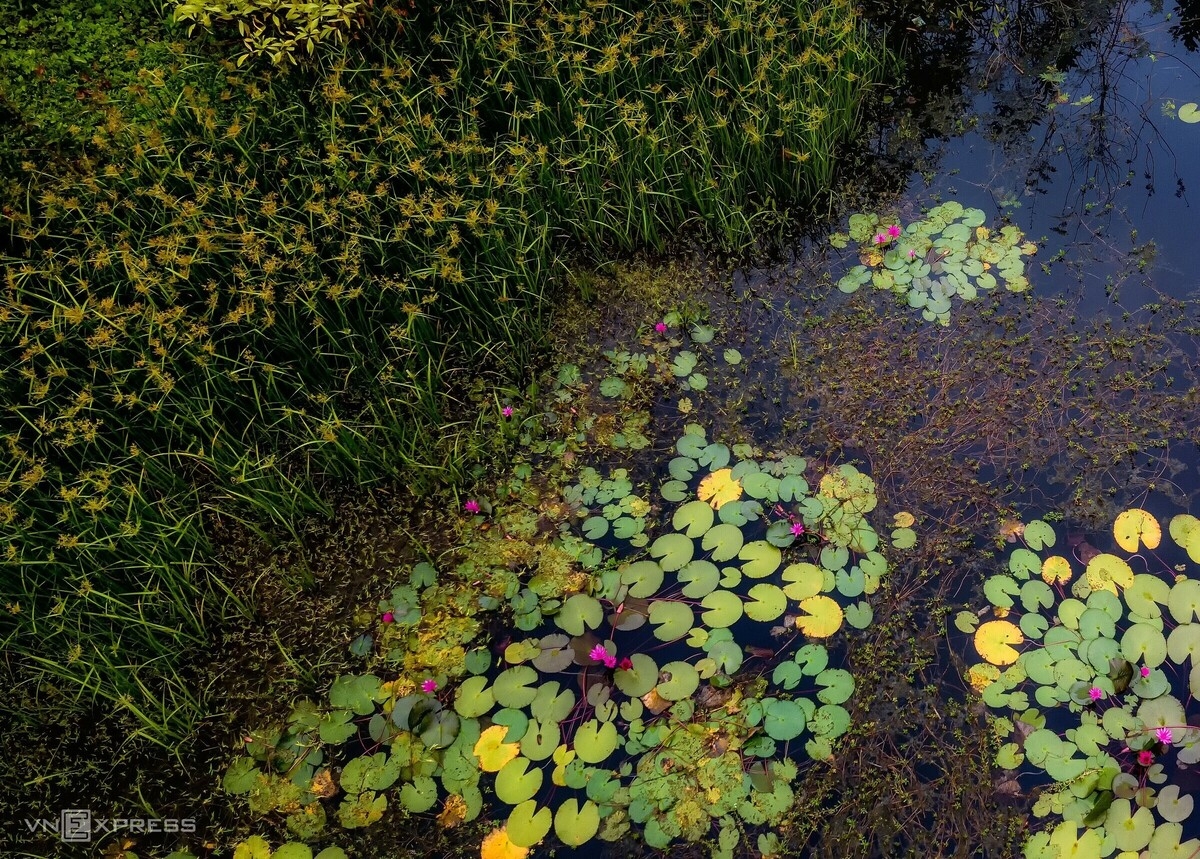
[0, 0, 890, 742]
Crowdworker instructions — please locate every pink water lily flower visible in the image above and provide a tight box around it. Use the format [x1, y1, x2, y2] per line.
[1157, 727, 1173, 744]
[655, 322, 668, 333]
[464, 499, 480, 514]
[1140, 666, 1151, 678]
[502, 405, 513, 417]
[1088, 686, 1104, 701]
[421, 679, 438, 694]
[888, 224, 901, 238]
[1138, 750, 1155, 767]
[873, 233, 887, 244]
[791, 522, 805, 537]
[618, 657, 633, 671]
[589, 644, 609, 662]
[381, 611, 395, 624]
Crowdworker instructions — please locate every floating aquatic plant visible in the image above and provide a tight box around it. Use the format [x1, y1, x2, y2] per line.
[223, 428, 907, 856]
[960, 510, 1200, 858]
[829, 202, 1038, 324]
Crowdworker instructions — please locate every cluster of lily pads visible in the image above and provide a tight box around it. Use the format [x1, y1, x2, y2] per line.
[829, 202, 1038, 324]
[960, 509, 1200, 858]
[222, 423, 914, 858]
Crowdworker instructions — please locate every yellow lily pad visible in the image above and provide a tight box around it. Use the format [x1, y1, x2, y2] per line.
[1041, 555, 1073, 585]
[793, 595, 843, 638]
[481, 827, 529, 859]
[697, 468, 743, 510]
[1113, 508, 1161, 552]
[474, 725, 520, 772]
[975, 620, 1024, 666]
[1086, 553, 1135, 595]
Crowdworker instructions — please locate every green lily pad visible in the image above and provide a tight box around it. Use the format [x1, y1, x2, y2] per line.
[1024, 520, 1056, 550]
[1179, 102, 1200, 123]
[739, 540, 782, 578]
[556, 594, 603, 636]
[763, 699, 807, 741]
[1169, 623, 1200, 664]
[656, 661, 700, 700]
[582, 516, 609, 539]
[745, 584, 787, 622]
[702, 523, 744, 562]
[816, 668, 854, 705]
[678, 560, 720, 598]
[724, 348, 743, 365]
[1122, 623, 1167, 667]
[554, 798, 600, 847]
[1169, 579, 1200, 623]
[1106, 798, 1155, 852]
[700, 590, 744, 628]
[673, 501, 715, 537]
[507, 800, 552, 848]
[532, 634, 574, 673]
[650, 532, 694, 572]
[573, 719, 619, 764]
[614, 653, 658, 697]
[493, 666, 539, 709]
[782, 563, 824, 601]
[495, 756, 543, 805]
[454, 675, 494, 718]
[329, 674, 381, 716]
[845, 601, 874, 629]
[649, 600, 694, 641]
[529, 683, 575, 724]
[660, 480, 689, 502]
[1125, 574, 1170, 618]
[399, 776, 437, 812]
[1157, 785, 1194, 823]
[493, 708, 530, 744]
[620, 560, 664, 599]
[520, 718, 560, 761]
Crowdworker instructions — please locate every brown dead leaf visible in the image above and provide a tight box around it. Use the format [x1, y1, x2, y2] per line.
[641, 687, 671, 715]
[437, 794, 468, 829]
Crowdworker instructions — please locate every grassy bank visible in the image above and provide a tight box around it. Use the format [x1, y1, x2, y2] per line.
[0, 0, 891, 744]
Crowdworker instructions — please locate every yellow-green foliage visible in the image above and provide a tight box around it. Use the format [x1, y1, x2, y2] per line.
[171, 0, 368, 66]
[1, 0, 889, 739]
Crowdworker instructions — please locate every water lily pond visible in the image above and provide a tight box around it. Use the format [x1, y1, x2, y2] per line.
[6, 1, 1200, 859]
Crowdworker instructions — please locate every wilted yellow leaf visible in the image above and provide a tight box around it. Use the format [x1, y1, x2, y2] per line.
[1113, 508, 1161, 553]
[481, 827, 529, 859]
[474, 725, 520, 772]
[697, 468, 742, 510]
[998, 519, 1024, 543]
[975, 620, 1024, 666]
[893, 511, 915, 528]
[438, 794, 467, 828]
[641, 687, 672, 714]
[1042, 555, 1073, 585]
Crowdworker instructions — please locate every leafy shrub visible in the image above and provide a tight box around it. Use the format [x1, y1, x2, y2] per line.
[171, 0, 371, 66]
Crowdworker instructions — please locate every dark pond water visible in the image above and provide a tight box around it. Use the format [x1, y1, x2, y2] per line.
[699, 0, 1200, 854]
